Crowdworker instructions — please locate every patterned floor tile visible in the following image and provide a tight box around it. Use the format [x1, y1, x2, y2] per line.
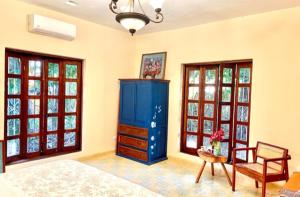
[81, 154, 282, 197]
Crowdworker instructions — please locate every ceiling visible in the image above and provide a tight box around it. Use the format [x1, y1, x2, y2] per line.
[19, 0, 300, 34]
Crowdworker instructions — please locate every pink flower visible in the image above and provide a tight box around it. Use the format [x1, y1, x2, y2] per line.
[210, 129, 225, 145]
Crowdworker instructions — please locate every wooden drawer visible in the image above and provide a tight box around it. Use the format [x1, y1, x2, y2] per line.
[118, 145, 148, 162]
[118, 124, 148, 138]
[119, 135, 148, 150]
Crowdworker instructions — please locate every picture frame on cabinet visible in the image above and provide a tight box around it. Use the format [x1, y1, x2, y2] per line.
[139, 52, 167, 79]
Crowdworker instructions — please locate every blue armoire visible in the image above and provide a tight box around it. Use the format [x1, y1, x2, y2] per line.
[116, 79, 169, 165]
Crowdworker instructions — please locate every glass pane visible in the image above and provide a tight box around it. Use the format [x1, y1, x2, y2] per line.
[65, 82, 77, 96]
[47, 134, 58, 149]
[203, 137, 211, 148]
[221, 124, 230, 139]
[222, 87, 231, 102]
[28, 60, 42, 77]
[28, 99, 40, 115]
[187, 119, 198, 133]
[236, 125, 248, 141]
[205, 69, 216, 84]
[189, 70, 200, 84]
[221, 142, 229, 157]
[27, 136, 39, 153]
[203, 120, 213, 134]
[239, 68, 251, 84]
[64, 132, 76, 147]
[27, 118, 40, 134]
[28, 80, 41, 96]
[236, 143, 247, 160]
[237, 106, 249, 122]
[66, 64, 77, 79]
[7, 139, 20, 157]
[188, 87, 199, 100]
[48, 81, 59, 96]
[7, 119, 20, 136]
[65, 115, 76, 130]
[204, 86, 215, 101]
[221, 105, 231, 121]
[8, 57, 21, 75]
[186, 135, 197, 148]
[238, 87, 250, 103]
[8, 78, 21, 95]
[223, 68, 232, 84]
[48, 99, 59, 114]
[204, 104, 214, 118]
[7, 98, 21, 116]
[188, 103, 198, 117]
[65, 99, 77, 113]
[47, 117, 58, 132]
[48, 63, 59, 78]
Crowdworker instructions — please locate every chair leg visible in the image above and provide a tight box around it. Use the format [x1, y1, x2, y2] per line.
[255, 181, 259, 188]
[232, 167, 236, 191]
[211, 163, 214, 176]
[261, 181, 266, 197]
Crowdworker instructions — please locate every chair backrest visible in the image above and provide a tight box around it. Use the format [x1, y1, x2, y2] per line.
[0, 140, 4, 173]
[256, 141, 288, 173]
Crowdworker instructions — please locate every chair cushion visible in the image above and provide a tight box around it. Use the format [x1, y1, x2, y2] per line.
[236, 162, 281, 176]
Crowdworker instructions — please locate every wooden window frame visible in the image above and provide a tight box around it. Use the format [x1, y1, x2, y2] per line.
[180, 60, 252, 162]
[4, 48, 83, 165]
[232, 62, 253, 162]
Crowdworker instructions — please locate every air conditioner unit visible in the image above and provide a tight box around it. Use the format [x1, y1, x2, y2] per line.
[28, 14, 77, 41]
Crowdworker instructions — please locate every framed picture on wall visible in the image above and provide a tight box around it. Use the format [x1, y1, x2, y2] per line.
[139, 52, 167, 79]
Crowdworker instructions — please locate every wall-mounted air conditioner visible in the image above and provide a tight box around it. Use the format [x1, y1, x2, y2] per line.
[28, 14, 77, 41]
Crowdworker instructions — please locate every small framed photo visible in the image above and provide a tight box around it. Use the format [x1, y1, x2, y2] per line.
[139, 52, 167, 79]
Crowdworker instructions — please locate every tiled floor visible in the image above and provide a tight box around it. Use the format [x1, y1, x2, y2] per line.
[80, 153, 283, 197]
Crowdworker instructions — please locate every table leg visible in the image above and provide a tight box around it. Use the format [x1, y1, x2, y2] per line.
[211, 163, 214, 176]
[221, 163, 232, 186]
[195, 161, 207, 183]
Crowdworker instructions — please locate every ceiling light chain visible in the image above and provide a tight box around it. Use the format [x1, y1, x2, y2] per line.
[109, 0, 164, 35]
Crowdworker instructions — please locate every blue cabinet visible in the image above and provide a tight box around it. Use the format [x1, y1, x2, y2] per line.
[0, 140, 4, 173]
[117, 79, 169, 165]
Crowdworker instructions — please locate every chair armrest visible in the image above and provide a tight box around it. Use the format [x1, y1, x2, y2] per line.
[263, 155, 291, 163]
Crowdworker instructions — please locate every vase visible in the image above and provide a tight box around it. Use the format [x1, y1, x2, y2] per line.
[213, 141, 221, 156]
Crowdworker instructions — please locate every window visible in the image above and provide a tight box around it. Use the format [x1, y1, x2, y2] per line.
[181, 61, 252, 162]
[5, 49, 82, 164]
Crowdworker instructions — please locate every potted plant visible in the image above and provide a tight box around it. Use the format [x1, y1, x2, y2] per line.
[210, 129, 225, 156]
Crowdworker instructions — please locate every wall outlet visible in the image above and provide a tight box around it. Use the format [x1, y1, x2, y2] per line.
[112, 136, 116, 140]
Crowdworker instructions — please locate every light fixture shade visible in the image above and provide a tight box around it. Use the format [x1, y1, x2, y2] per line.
[150, 0, 165, 9]
[116, 12, 150, 31]
[120, 18, 146, 31]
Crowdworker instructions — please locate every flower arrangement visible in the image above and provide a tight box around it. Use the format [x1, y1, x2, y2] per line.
[210, 129, 225, 156]
[210, 129, 225, 145]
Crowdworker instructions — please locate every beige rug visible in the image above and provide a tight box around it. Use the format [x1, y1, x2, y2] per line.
[0, 159, 162, 197]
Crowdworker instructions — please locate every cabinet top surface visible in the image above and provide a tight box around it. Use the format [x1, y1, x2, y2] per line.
[119, 79, 170, 83]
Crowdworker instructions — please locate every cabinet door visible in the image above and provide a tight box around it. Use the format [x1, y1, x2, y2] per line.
[119, 82, 136, 125]
[135, 82, 151, 127]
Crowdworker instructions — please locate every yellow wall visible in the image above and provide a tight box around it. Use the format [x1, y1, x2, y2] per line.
[0, 0, 135, 170]
[1, 0, 300, 173]
[133, 7, 300, 171]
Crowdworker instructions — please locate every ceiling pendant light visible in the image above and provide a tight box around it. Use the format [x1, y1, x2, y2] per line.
[109, 0, 164, 35]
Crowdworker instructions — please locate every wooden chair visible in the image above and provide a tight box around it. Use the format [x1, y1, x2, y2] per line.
[232, 141, 291, 197]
